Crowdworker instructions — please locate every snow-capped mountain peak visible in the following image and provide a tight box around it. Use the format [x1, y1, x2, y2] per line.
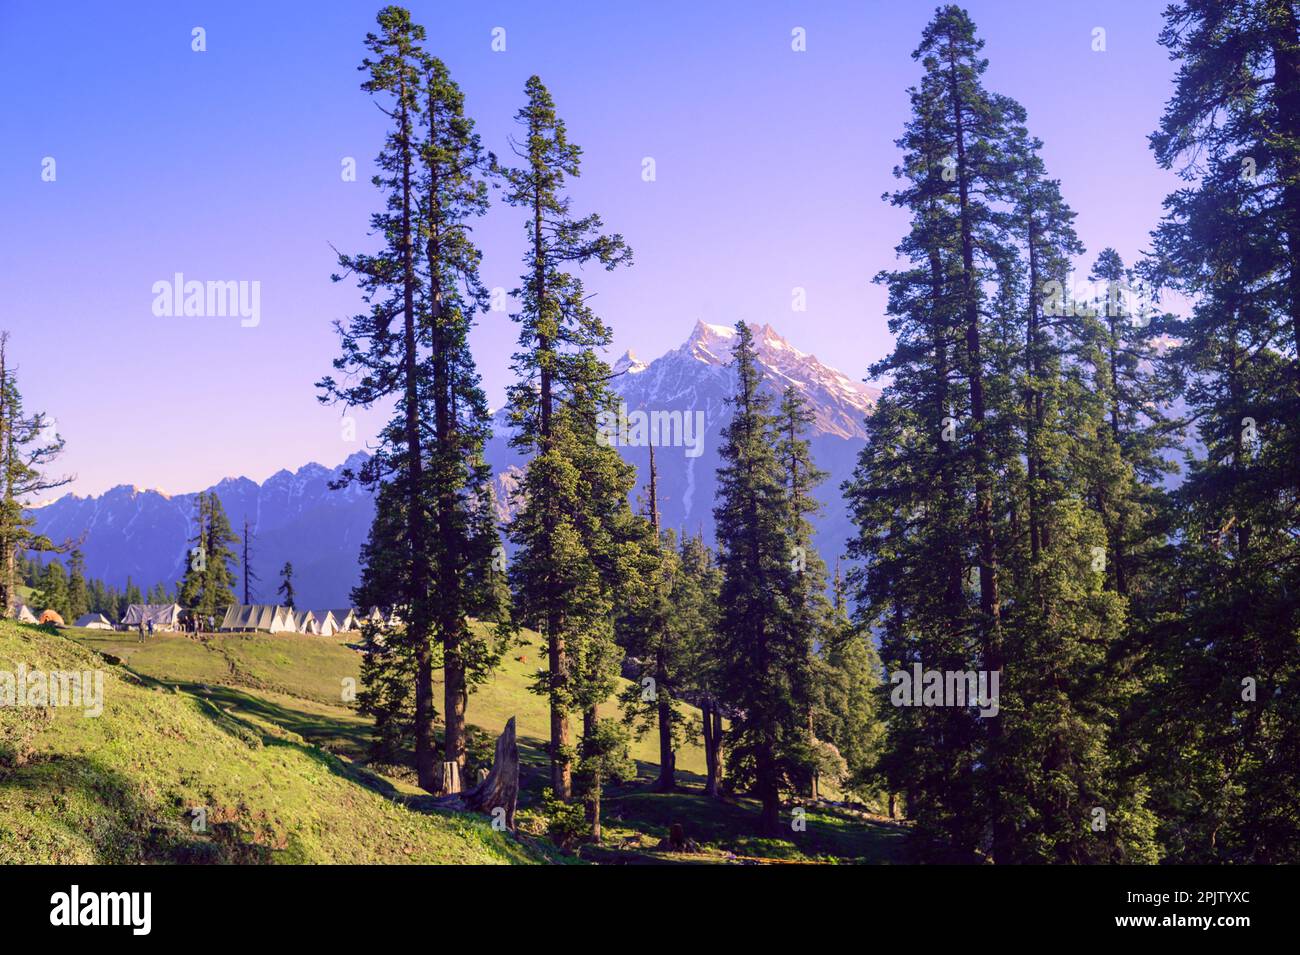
[650, 320, 878, 440]
[611, 350, 648, 376]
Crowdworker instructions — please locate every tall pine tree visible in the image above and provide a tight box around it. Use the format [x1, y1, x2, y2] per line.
[498, 75, 635, 800]
[713, 322, 808, 835]
[1141, 0, 1300, 862]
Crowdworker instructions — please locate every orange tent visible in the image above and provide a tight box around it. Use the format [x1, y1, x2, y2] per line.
[39, 609, 65, 626]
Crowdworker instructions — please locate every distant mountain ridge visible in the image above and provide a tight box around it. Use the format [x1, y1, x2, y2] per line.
[31, 322, 878, 607]
[30, 454, 376, 610]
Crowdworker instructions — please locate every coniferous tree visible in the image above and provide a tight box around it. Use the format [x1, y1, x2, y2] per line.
[328, 27, 506, 792]
[577, 716, 634, 842]
[419, 51, 505, 791]
[1140, 0, 1300, 862]
[180, 493, 239, 619]
[0, 332, 70, 615]
[712, 322, 807, 835]
[617, 446, 689, 792]
[241, 518, 259, 604]
[845, 7, 1012, 859]
[811, 566, 885, 802]
[352, 479, 419, 763]
[277, 562, 295, 609]
[34, 559, 68, 619]
[66, 549, 89, 622]
[319, 6, 442, 791]
[847, 5, 1157, 862]
[122, 577, 142, 618]
[498, 74, 634, 800]
[775, 386, 829, 799]
[677, 531, 726, 797]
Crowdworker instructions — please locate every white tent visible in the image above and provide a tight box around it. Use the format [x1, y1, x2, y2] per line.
[310, 610, 342, 636]
[9, 600, 38, 624]
[74, 612, 114, 630]
[328, 609, 359, 632]
[292, 610, 318, 634]
[121, 604, 183, 631]
[218, 605, 297, 633]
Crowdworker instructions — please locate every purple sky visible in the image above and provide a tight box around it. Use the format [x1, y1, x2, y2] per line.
[0, 1, 1183, 498]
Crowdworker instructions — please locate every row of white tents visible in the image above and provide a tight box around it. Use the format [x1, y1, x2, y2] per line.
[219, 605, 351, 635]
[10, 600, 402, 636]
[217, 605, 400, 635]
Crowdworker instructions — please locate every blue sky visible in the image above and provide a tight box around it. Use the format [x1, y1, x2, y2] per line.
[0, 0, 1183, 497]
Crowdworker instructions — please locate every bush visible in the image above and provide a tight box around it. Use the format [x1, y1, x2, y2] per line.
[539, 787, 588, 852]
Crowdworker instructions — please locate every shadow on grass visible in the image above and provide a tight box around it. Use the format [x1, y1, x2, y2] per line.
[0, 753, 281, 863]
[181, 683, 371, 757]
[601, 786, 909, 863]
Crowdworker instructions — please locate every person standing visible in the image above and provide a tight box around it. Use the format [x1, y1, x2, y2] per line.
[137, 618, 145, 643]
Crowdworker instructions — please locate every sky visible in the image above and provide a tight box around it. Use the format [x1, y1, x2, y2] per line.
[0, 0, 1184, 499]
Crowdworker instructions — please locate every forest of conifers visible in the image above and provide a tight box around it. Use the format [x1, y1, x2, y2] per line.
[208, 2, 1300, 864]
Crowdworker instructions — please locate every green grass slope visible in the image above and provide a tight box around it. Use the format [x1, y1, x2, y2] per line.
[0, 621, 541, 864]
[55, 623, 907, 864]
[66, 624, 708, 781]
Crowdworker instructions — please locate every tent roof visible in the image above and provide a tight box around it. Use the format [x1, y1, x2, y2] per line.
[220, 605, 295, 630]
[121, 603, 182, 625]
[74, 612, 112, 627]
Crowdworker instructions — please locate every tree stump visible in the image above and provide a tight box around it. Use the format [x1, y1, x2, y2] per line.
[439, 760, 461, 795]
[430, 717, 519, 832]
[464, 717, 518, 831]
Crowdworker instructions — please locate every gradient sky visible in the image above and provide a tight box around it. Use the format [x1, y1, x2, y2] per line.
[0, 0, 1183, 499]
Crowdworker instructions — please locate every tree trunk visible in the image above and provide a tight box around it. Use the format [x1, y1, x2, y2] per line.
[425, 125, 470, 788]
[439, 760, 460, 796]
[395, 71, 436, 795]
[757, 748, 781, 836]
[582, 706, 601, 840]
[702, 702, 725, 798]
[648, 445, 675, 793]
[948, 46, 1006, 864]
[548, 614, 571, 799]
[655, 652, 674, 792]
[807, 706, 820, 800]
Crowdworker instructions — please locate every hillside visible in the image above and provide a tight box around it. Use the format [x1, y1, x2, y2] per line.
[49, 625, 906, 863]
[58, 624, 708, 782]
[0, 620, 542, 864]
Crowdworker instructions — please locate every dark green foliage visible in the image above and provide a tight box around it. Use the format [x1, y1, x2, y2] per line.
[321, 7, 506, 792]
[0, 333, 70, 614]
[847, 5, 1157, 863]
[277, 562, 295, 609]
[66, 549, 89, 622]
[811, 571, 884, 802]
[1138, 0, 1300, 863]
[179, 492, 239, 620]
[34, 559, 69, 620]
[712, 322, 814, 835]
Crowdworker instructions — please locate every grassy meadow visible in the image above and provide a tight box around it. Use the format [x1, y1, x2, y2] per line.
[1, 620, 906, 864]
